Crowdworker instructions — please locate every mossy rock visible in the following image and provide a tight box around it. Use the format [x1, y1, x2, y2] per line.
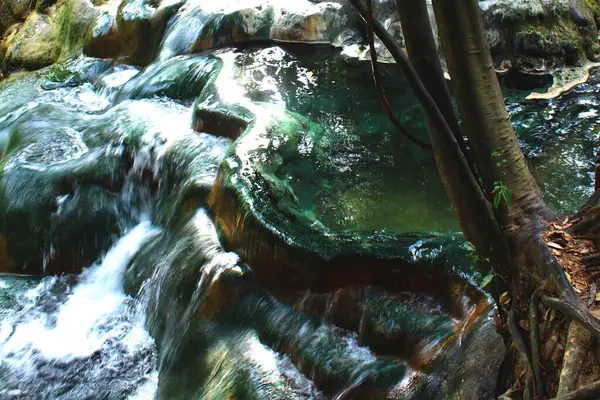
[207, 104, 479, 295]
[2, 12, 61, 70]
[482, 0, 600, 71]
[114, 54, 222, 102]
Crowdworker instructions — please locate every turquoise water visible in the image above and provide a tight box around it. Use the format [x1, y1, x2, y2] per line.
[0, 43, 597, 398]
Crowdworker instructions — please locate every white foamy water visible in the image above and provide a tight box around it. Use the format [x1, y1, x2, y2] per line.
[0, 221, 159, 360]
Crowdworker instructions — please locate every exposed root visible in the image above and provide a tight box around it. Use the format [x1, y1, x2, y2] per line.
[529, 222, 579, 304]
[507, 287, 537, 399]
[541, 296, 600, 340]
[557, 322, 593, 396]
[595, 150, 600, 192]
[550, 379, 600, 400]
[530, 288, 547, 399]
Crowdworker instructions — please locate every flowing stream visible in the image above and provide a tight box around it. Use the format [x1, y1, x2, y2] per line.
[0, 28, 598, 400]
[0, 222, 160, 398]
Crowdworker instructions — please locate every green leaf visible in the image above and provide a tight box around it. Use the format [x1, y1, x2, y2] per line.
[464, 241, 476, 251]
[481, 274, 494, 288]
[494, 194, 501, 209]
[491, 151, 501, 158]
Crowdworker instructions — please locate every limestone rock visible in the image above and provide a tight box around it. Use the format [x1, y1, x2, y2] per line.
[481, 0, 600, 72]
[2, 12, 60, 70]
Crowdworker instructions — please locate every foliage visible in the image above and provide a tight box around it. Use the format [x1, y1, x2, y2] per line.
[463, 240, 490, 264]
[492, 180, 512, 209]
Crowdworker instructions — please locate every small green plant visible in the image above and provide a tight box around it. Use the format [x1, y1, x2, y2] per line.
[463, 241, 490, 264]
[491, 151, 508, 167]
[492, 180, 512, 209]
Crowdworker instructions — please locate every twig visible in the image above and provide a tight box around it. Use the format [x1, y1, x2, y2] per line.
[364, 0, 431, 149]
[550, 379, 600, 400]
[530, 288, 547, 399]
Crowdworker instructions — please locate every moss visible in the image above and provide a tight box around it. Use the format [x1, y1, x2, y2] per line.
[54, 0, 98, 60]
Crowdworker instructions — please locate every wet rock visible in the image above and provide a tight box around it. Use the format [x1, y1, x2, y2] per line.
[270, 2, 350, 44]
[436, 321, 505, 400]
[127, 208, 499, 399]
[83, 9, 122, 59]
[114, 54, 222, 102]
[294, 286, 491, 364]
[0, 62, 191, 275]
[157, 0, 275, 60]
[115, 0, 183, 65]
[0, 101, 128, 274]
[480, 0, 600, 72]
[2, 12, 60, 70]
[0, 0, 28, 38]
[53, 0, 102, 60]
[153, 131, 232, 230]
[127, 210, 428, 399]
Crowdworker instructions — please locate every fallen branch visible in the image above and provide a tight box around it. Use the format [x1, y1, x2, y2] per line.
[364, 0, 431, 150]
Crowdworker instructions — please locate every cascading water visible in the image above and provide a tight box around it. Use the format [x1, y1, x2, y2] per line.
[0, 2, 598, 396]
[0, 222, 160, 398]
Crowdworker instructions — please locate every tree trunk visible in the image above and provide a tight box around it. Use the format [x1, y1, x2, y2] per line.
[350, 0, 600, 397]
[431, 0, 551, 222]
[393, 0, 507, 265]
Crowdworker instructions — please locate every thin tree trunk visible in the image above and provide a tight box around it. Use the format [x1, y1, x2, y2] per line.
[393, 0, 511, 269]
[349, 0, 508, 270]
[394, 0, 466, 156]
[431, 0, 551, 221]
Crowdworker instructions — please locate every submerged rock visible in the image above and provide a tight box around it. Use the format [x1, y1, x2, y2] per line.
[126, 208, 502, 400]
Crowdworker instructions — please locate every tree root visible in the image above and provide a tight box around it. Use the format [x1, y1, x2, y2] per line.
[530, 288, 547, 399]
[509, 292, 531, 370]
[508, 287, 538, 399]
[557, 321, 593, 396]
[550, 380, 600, 400]
[542, 296, 600, 340]
[529, 222, 579, 305]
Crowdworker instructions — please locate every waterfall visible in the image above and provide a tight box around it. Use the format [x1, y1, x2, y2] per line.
[0, 222, 161, 398]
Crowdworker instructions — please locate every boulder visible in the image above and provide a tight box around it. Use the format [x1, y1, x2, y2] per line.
[115, 0, 184, 65]
[113, 54, 222, 102]
[480, 0, 600, 72]
[1, 12, 60, 70]
[157, 0, 274, 60]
